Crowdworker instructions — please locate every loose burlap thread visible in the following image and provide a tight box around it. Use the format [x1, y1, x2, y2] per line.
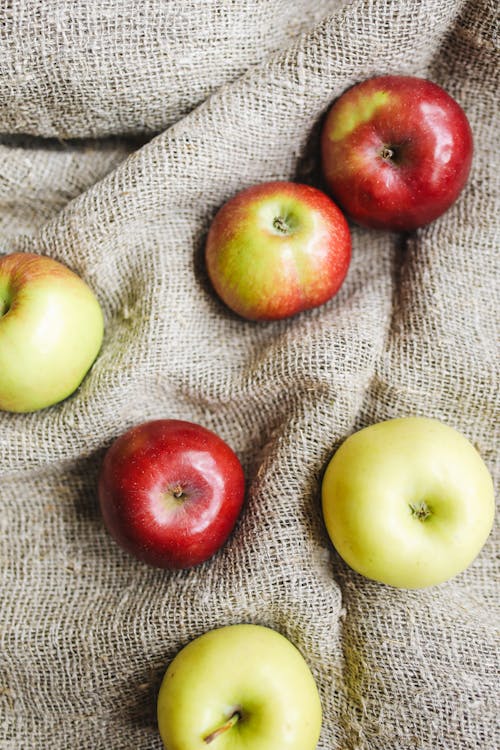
[0, 1, 498, 748]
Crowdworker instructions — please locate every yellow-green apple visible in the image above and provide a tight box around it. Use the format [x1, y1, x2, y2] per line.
[205, 181, 351, 321]
[0, 252, 103, 412]
[157, 624, 322, 749]
[321, 417, 494, 588]
[98, 419, 245, 569]
[321, 76, 473, 230]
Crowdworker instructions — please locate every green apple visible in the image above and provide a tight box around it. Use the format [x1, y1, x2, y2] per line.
[157, 624, 322, 749]
[321, 417, 495, 588]
[0, 252, 104, 412]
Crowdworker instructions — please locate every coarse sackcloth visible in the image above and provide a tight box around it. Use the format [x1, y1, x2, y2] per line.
[0, 1, 498, 748]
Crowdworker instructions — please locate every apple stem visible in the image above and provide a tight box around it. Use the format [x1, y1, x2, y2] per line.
[203, 710, 241, 744]
[381, 146, 394, 161]
[273, 216, 290, 234]
[171, 484, 185, 500]
[410, 501, 432, 521]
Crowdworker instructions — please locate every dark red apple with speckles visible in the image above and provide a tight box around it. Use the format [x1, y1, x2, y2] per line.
[98, 420, 245, 569]
[321, 75, 473, 231]
[205, 181, 351, 321]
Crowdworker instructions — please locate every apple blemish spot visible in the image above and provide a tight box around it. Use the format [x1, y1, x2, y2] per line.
[0, 284, 12, 318]
[0, 298, 10, 317]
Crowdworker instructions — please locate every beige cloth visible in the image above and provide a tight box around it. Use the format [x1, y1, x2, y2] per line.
[1, 1, 498, 748]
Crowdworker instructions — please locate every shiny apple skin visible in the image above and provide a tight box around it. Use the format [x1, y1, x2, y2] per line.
[205, 181, 351, 321]
[98, 420, 245, 569]
[321, 76, 473, 231]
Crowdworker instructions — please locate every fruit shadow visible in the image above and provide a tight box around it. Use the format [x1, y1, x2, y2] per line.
[67, 445, 146, 573]
[119, 660, 166, 737]
[70, 447, 108, 524]
[191, 105, 331, 324]
[292, 109, 330, 192]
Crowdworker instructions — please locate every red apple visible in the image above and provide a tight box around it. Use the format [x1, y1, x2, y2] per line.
[98, 420, 245, 569]
[321, 75, 473, 231]
[205, 181, 351, 321]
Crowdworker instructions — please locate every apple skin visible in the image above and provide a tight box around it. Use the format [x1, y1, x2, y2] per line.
[98, 420, 245, 569]
[205, 181, 351, 321]
[0, 252, 103, 412]
[321, 417, 494, 589]
[157, 624, 322, 750]
[321, 76, 473, 231]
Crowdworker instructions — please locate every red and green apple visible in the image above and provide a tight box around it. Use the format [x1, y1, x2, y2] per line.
[157, 624, 322, 749]
[0, 252, 103, 412]
[205, 181, 351, 321]
[98, 419, 245, 569]
[321, 417, 494, 588]
[321, 76, 473, 230]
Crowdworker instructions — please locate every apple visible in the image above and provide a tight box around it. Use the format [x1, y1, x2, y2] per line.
[98, 419, 245, 569]
[157, 624, 322, 749]
[205, 181, 351, 321]
[321, 75, 473, 230]
[321, 417, 495, 588]
[0, 252, 103, 412]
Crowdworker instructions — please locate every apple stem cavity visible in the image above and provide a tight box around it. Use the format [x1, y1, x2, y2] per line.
[203, 710, 241, 744]
[272, 216, 292, 235]
[380, 146, 395, 161]
[171, 484, 185, 500]
[410, 501, 432, 522]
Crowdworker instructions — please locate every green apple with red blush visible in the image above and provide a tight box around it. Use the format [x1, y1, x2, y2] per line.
[0, 252, 103, 412]
[157, 624, 322, 749]
[321, 75, 473, 230]
[205, 181, 351, 321]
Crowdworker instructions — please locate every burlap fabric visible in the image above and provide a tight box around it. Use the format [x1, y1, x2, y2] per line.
[1, 0, 498, 748]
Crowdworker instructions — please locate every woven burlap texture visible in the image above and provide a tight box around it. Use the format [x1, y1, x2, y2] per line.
[1, 0, 498, 748]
